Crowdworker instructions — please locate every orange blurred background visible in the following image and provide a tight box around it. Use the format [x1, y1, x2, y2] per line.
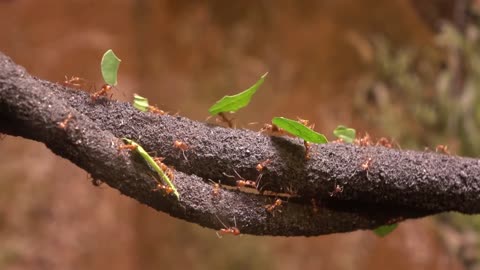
[0, 1, 472, 269]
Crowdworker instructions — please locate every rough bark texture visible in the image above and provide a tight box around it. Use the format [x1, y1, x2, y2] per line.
[0, 51, 478, 236]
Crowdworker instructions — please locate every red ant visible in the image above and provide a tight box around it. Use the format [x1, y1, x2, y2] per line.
[154, 157, 175, 181]
[329, 183, 343, 197]
[208, 179, 221, 197]
[206, 112, 234, 128]
[256, 159, 271, 172]
[304, 140, 312, 160]
[297, 117, 315, 129]
[236, 179, 257, 189]
[223, 169, 259, 189]
[217, 112, 234, 128]
[173, 140, 189, 161]
[361, 157, 373, 171]
[376, 137, 393, 148]
[153, 183, 175, 195]
[174, 140, 189, 151]
[62, 75, 86, 89]
[148, 105, 167, 115]
[58, 113, 73, 129]
[91, 84, 113, 101]
[265, 198, 283, 215]
[355, 133, 373, 146]
[436, 145, 450, 155]
[215, 215, 240, 238]
[260, 123, 286, 135]
[118, 143, 138, 151]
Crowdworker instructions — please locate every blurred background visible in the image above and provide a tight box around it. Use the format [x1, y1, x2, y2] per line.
[1, 0, 480, 269]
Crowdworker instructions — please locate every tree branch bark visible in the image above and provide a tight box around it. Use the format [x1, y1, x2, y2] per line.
[0, 51, 477, 236]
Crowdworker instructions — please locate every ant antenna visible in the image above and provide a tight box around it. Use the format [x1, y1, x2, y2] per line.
[232, 168, 244, 180]
[214, 213, 228, 229]
[222, 172, 235, 179]
[214, 214, 228, 238]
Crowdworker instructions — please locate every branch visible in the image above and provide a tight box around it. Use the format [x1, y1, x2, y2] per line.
[0, 51, 476, 237]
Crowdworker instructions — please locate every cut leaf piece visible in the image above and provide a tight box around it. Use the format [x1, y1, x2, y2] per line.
[373, 224, 398, 237]
[122, 138, 179, 199]
[272, 117, 328, 144]
[133, 94, 149, 112]
[208, 72, 268, 115]
[333, 125, 356, 143]
[101, 49, 121, 86]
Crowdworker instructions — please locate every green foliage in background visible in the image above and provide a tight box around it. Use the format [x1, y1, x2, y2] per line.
[355, 19, 480, 155]
[354, 8, 480, 242]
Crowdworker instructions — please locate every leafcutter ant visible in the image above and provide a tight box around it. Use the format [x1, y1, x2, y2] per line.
[154, 157, 174, 181]
[236, 179, 257, 189]
[376, 137, 393, 148]
[118, 143, 138, 151]
[148, 105, 167, 115]
[217, 112, 234, 128]
[153, 183, 175, 196]
[224, 169, 259, 189]
[260, 123, 285, 135]
[256, 159, 271, 172]
[173, 140, 189, 161]
[215, 215, 240, 238]
[304, 140, 311, 160]
[91, 84, 113, 101]
[297, 117, 315, 129]
[208, 179, 221, 198]
[62, 76, 86, 88]
[361, 157, 373, 171]
[58, 113, 73, 129]
[436, 145, 450, 155]
[355, 133, 373, 146]
[206, 112, 234, 128]
[329, 183, 343, 197]
[265, 198, 283, 215]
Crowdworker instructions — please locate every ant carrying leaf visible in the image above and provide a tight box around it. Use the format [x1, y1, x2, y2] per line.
[208, 73, 268, 128]
[121, 138, 179, 199]
[333, 125, 356, 143]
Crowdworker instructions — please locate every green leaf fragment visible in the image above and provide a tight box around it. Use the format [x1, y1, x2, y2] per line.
[133, 94, 150, 112]
[271, 117, 328, 144]
[101, 49, 121, 86]
[208, 72, 268, 115]
[373, 223, 398, 237]
[333, 125, 356, 143]
[122, 138, 179, 199]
